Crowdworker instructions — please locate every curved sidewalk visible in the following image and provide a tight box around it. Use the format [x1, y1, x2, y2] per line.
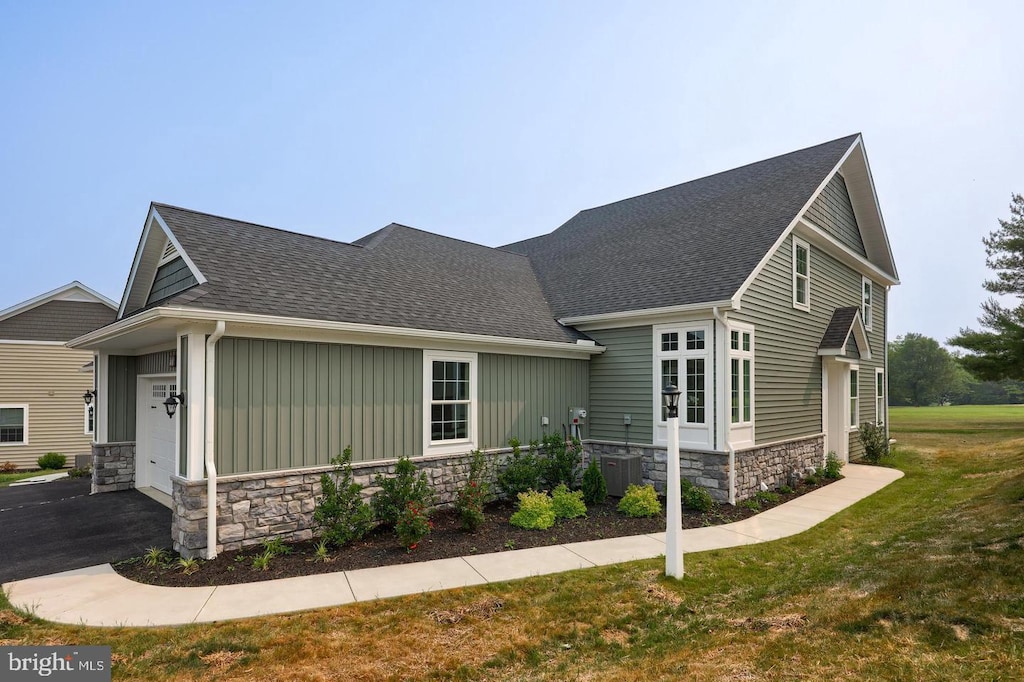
[3, 464, 903, 627]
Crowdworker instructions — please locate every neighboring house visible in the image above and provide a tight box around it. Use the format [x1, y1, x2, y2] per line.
[0, 282, 117, 470]
[69, 134, 898, 558]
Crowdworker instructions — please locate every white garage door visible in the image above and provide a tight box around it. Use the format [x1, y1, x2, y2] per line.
[141, 378, 177, 495]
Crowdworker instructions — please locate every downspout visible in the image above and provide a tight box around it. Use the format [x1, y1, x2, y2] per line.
[712, 306, 736, 505]
[205, 320, 226, 560]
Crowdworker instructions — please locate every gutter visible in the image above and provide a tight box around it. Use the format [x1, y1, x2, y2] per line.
[712, 306, 736, 505]
[205, 320, 226, 560]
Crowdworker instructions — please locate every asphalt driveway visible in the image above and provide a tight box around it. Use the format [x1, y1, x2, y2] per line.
[0, 478, 171, 584]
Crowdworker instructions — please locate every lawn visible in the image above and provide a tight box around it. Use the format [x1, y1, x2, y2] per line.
[0, 469, 63, 487]
[3, 405, 1023, 680]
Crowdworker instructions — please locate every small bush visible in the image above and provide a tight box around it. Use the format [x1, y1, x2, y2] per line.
[755, 490, 781, 506]
[37, 452, 66, 470]
[395, 501, 432, 550]
[67, 466, 91, 478]
[778, 484, 794, 495]
[313, 447, 374, 548]
[617, 484, 661, 518]
[1, 461, 17, 473]
[509, 490, 556, 530]
[455, 450, 489, 532]
[740, 498, 761, 512]
[581, 459, 607, 505]
[683, 482, 715, 512]
[541, 434, 582, 489]
[497, 438, 544, 498]
[261, 536, 292, 557]
[859, 422, 890, 464]
[824, 452, 844, 479]
[551, 484, 587, 520]
[373, 456, 433, 527]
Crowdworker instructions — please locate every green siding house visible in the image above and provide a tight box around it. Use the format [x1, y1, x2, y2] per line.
[71, 133, 898, 558]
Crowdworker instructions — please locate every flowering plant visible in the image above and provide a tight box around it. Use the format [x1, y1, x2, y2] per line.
[395, 501, 432, 551]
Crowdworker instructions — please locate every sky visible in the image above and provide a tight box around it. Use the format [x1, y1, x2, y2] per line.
[1, 1, 1021, 345]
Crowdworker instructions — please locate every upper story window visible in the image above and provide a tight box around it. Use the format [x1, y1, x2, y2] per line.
[423, 351, 477, 454]
[793, 237, 810, 311]
[729, 326, 754, 425]
[0, 405, 28, 445]
[862, 277, 873, 331]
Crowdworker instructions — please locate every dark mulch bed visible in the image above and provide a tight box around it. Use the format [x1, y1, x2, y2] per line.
[116, 477, 838, 588]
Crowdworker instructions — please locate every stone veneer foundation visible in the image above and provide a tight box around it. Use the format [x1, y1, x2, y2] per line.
[91, 441, 136, 494]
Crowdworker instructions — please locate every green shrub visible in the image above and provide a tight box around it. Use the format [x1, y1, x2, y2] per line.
[261, 536, 292, 557]
[617, 484, 662, 518]
[551, 483, 587, 520]
[581, 459, 607, 505]
[373, 456, 433, 527]
[824, 452, 844, 479]
[858, 422, 890, 464]
[67, 466, 91, 478]
[541, 433, 582, 489]
[740, 498, 761, 512]
[683, 482, 715, 512]
[509, 490, 556, 530]
[37, 452, 66, 470]
[497, 438, 544, 498]
[778, 484, 794, 495]
[755, 490, 781, 506]
[455, 450, 489, 532]
[313, 447, 374, 547]
[395, 502, 432, 550]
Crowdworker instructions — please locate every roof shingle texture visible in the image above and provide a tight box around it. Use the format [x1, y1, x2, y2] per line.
[0, 301, 116, 342]
[502, 135, 858, 319]
[819, 307, 861, 350]
[151, 206, 584, 344]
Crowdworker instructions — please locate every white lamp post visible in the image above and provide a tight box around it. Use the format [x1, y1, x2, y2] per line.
[663, 383, 684, 578]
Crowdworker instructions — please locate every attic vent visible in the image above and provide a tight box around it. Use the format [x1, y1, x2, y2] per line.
[160, 240, 179, 263]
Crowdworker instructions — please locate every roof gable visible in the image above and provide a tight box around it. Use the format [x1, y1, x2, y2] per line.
[0, 282, 116, 341]
[818, 306, 871, 360]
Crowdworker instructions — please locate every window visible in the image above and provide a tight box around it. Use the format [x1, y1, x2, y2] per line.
[729, 327, 754, 425]
[660, 332, 678, 351]
[0, 405, 28, 445]
[423, 351, 477, 453]
[655, 324, 709, 426]
[862, 277, 873, 330]
[84, 404, 94, 435]
[875, 368, 885, 425]
[849, 368, 860, 428]
[793, 237, 810, 311]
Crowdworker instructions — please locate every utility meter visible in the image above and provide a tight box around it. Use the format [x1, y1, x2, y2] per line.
[570, 407, 587, 423]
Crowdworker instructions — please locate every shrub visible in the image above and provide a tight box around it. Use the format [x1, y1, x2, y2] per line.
[617, 484, 661, 518]
[455, 450, 489, 532]
[1, 461, 17, 473]
[37, 452, 66, 470]
[395, 501, 433, 551]
[581, 459, 607, 505]
[859, 422, 890, 464]
[313, 447, 374, 548]
[824, 452, 844, 479]
[541, 433, 582, 489]
[509, 490, 556, 530]
[373, 456, 433, 527]
[261, 536, 292, 557]
[143, 547, 168, 567]
[755, 490, 781, 506]
[68, 466, 91, 478]
[497, 438, 543, 498]
[683, 481, 715, 512]
[740, 498, 761, 512]
[778, 484, 794, 495]
[551, 483, 587, 520]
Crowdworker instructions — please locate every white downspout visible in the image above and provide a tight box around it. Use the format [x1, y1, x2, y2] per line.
[205, 320, 226, 560]
[712, 306, 736, 505]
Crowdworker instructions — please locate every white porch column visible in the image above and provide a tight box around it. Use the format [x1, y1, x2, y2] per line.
[94, 352, 109, 444]
[183, 330, 208, 480]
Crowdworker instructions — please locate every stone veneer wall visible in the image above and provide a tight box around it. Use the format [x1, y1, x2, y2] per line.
[732, 435, 824, 500]
[171, 449, 508, 558]
[91, 441, 136, 494]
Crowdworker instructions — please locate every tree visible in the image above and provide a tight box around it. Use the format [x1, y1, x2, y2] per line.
[949, 194, 1024, 380]
[888, 333, 963, 406]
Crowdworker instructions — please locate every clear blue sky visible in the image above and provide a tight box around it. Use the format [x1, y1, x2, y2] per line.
[1, 1, 1021, 343]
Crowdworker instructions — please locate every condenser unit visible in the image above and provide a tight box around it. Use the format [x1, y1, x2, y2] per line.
[599, 453, 642, 497]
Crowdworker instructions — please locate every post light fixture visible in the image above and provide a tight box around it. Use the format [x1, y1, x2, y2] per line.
[163, 391, 186, 418]
[662, 383, 684, 579]
[83, 390, 96, 406]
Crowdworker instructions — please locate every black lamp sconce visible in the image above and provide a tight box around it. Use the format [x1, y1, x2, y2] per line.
[82, 390, 96, 405]
[164, 392, 186, 418]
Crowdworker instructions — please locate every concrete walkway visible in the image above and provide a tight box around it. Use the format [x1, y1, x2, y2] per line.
[2, 464, 902, 627]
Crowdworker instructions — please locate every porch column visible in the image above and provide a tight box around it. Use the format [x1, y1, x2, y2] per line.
[94, 352, 109, 444]
[182, 330, 208, 480]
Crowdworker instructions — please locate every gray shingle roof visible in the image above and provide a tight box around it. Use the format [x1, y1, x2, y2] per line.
[0, 301, 116, 341]
[502, 135, 859, 319]
[818, 307, 861, 351]
[149, 205, 585, 344]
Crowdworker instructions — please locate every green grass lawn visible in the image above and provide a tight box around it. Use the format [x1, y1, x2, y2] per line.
[2, 406, 1023, 680]
[0, 469, 63, 487]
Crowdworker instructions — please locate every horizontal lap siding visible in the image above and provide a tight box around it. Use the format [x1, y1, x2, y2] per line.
[585, 327, 653, 443]
[478, 354, 589, 448]
[216, 339, 422, 475]
[0, 345, 96, 468]
[851, 285, 887, 460]
[805, 175, 867, 257]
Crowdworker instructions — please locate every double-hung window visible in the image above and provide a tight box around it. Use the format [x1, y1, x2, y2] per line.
[729, 326, 754, 426]
[849, 367, 860, 429]
[0, 405, 28, 445]
[793, 237, 810, 311]
[875, 368, 885, 425]
[423, 351, 477, 454]
[862, 277, 873, 330]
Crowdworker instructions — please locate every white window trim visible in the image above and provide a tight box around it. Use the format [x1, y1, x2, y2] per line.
[84, 403, 95, 435]
[793, 237, 811, 312]
[653, 323, 712, 427]
[875, 367, 885, 425]
[849, 365, 860, 431]
[728, 323, 755, 427]
[422, 350, 478, 456]
[0, 404, 29, 446]
[862, 276, 873, 331]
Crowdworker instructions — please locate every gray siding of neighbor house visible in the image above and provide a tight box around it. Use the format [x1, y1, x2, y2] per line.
[478, 353, 589, 448]
[731, 237, 886, 450]
[584, 326, 654, 444]
[107, 350, 177, 441]
[804, 174, 867, 257]
[0, 300, 115, 342]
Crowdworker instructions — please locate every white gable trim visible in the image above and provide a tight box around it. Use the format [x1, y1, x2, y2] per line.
[796, 218, 900, 286]
[817, 309, 872, 360]
[0, 281, 116, 324]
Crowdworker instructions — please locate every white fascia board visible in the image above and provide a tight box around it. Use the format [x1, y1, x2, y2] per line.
[0, 281, 116, 323]
[0, 339, 69, 346]
[796, 219, 900, 286]
[847, 140, 900, 281]
[150, 209, 207, 286]
[116, 212, 155, 319]
[69, 306, 605, 359]
[559, 299, 736, 331]
[733, 137, 862, 305]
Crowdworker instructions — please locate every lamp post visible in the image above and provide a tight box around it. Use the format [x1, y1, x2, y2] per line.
[663, 383, 684, 578]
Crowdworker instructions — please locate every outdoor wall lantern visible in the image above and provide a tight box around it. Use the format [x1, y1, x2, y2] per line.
[82, 390, 96, 405]
[662, 383, 684, 579]
[164, 391, 186, 418]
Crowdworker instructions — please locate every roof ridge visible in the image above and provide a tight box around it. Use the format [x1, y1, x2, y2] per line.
[369, 222, 533, 259]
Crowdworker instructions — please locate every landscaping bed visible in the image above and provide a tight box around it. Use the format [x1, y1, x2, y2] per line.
[115, 476, 837, 588]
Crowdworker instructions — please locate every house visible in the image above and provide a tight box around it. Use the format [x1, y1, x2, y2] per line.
[0, 282, 117, 470]
[69, 134, 898, 558]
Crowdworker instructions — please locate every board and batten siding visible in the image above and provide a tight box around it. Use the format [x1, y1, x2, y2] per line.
[804, 174, 867, 257]
[732, 236, 886, 451]
[584, 326, 654, 444]
[478, 353, 589, 448]
[0, 344, 96, 469]
[107, 349, 176, 442]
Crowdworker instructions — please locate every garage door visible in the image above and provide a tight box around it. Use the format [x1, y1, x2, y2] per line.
[141, 378, 177, 495]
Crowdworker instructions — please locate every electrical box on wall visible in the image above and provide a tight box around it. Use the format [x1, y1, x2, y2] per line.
[541, 416, 549, 427]
[623, 414, 631, 426]
[569, 407, 587, 424]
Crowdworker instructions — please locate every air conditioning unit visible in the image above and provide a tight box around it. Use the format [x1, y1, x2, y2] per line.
[600, 453, 642, 497]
